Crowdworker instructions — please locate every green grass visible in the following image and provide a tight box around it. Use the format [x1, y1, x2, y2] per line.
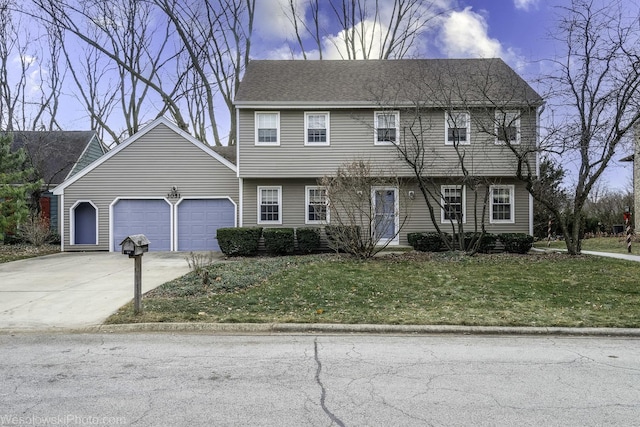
[106, 252, 640, 328]
[534, 236, 640, 255]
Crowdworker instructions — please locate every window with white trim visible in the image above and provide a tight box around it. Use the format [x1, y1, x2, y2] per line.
[255, 112, 280, 145]
[305, 112, 330, 145]
[495, 110, 520, 145]
[306, 186, 329, 224]
[374, 111, 399, 144]
[258, 186, 282, 224]
[445, 110, 471, 145]
[441, 185, 465, 223]
[490, 185, 515, 223]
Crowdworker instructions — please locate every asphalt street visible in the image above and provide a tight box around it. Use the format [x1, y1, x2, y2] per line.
[1, 333, 639, 426]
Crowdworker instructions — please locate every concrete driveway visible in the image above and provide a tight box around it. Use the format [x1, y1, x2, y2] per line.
[0, 252, 195, 331]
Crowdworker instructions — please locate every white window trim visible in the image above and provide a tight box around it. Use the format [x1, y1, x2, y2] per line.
[489, 185, 515, 224]
[445, 110, 471, 145]
[70, 200, 99, 245]
[304, 112, 330, 146]
[255, 111, 280, 146]
[441, 185, 466, 224]
[374, 110, 400, 145]
[305, 185, 329, 224]
[495, 110, 521, 145]
[372, 186, 400, 245]
[257, 186, 282, 225]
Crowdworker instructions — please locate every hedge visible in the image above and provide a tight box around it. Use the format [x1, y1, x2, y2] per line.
[407, 232, 444, 252]
[263, 228, 295, 255]
[216, 227, 262, 256]
[296, 227, 321, 253]
[498, 233, 534, 254]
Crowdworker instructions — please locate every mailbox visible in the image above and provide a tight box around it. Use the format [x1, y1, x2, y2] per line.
[120, 234, 150, 257]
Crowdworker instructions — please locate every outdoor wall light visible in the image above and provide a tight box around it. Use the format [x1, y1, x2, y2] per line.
[408, 190, 415, 200]
[168, 186, 180, 199]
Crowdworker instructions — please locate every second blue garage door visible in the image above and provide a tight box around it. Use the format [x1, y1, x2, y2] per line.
[177, 199, 235, 251]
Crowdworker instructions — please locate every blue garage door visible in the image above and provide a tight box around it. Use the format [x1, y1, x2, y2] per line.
[177, 199, 235, 251]
[113, 199, 171, 251]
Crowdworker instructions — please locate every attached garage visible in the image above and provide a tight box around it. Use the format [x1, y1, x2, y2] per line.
[112, 199, 172, 251]
[176, 198, 236, 251]
[53, 117, 239, 252]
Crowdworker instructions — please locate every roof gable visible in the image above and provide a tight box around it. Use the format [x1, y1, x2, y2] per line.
[52, 117, 236, 195]
[234, 59, 543, 108]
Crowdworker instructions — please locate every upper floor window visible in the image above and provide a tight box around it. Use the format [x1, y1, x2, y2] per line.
[495, 110, 520, 145]
[306, 186, 329, 224]
[374, 111, 399, 145]
[441, 185, 466, 223]
[258, 186, 282, 224]
[305, 112, 330, 146]
[445, 111, 470, 145]
[255, 112, 280, 145]
[490, 185, 515, 224]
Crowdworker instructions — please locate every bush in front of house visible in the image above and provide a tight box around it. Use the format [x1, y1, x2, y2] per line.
[325, 225, 361, 253]
[407, 232, 444, 252]
[296, 227, 321, 253]
[461, 232, 498, 253]
[499, 233, 534, 254]
[216, 227, 262, 256]
[263, 228, 295, 255]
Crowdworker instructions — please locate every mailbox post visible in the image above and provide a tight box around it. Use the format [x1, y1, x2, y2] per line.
[120, 234, 150, 314]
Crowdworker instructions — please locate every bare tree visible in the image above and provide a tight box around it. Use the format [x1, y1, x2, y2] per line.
[319, 160, 410, 258]
[153, 0, 255, 145]
[495, 0, 640, 254]
[32, 0, 190, 137]
[284, 0, 443, 59]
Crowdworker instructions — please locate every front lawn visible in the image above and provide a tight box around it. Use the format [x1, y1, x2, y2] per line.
[106, 252, 640, 328]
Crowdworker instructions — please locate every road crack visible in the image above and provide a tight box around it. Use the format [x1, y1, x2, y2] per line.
[314, 339, 345, 427]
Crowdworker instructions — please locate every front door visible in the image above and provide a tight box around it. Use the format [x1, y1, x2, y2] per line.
[373, 187, 398, 245]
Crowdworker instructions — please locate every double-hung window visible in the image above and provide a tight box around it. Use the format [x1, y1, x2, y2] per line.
[445, 111, 470, 145]
[305, 112, 330, 145]
[258, 186, 282, 224]
[441, 185, 466, 223]
[255, 112, 280, 145]
[490, 185, 515, 223]
[374, 111, 399, 144]
[495, 110, 520, 145]
[306, 186, 329, 224]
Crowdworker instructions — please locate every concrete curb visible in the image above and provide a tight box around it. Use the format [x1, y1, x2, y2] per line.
[76, 322, 640, 337]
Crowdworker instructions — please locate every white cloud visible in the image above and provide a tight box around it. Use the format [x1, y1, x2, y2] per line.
[513, 0, 539, 11]
[437, 7, 502, 58]
[254, 0, 306, 40]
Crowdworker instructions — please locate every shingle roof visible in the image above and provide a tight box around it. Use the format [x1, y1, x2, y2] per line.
[9, 131, 100, 187]
[235, 59, 543, 107]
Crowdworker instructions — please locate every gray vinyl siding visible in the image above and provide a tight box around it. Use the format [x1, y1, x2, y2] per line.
[68, 135, 106, 178]
[60, 123, 239, 251]
[242, 178, 530, 246]
[238, 108, 537, 179]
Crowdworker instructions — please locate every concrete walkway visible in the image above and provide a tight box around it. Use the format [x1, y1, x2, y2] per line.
[0, 252, 193, 331]
[534, 247, 640, 262]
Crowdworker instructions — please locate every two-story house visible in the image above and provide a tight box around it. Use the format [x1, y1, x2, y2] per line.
[234, 59, 543, 246]
[52, 58, 542, 252]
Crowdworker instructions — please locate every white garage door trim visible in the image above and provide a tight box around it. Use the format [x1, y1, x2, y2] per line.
[109, 197, 174, 252]
[175, 197, 237, 251]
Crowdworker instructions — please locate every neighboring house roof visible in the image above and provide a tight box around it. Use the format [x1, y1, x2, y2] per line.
[52, 116, 237, 195]
[235, 58, 543, 108]
[9, 131, 106, 188]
